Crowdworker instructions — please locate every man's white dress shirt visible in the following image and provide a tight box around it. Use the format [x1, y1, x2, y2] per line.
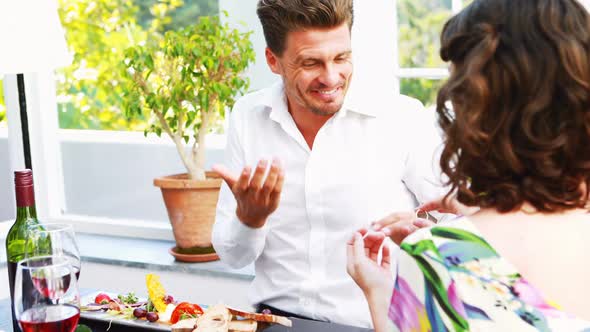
[212, 81, 445, 327]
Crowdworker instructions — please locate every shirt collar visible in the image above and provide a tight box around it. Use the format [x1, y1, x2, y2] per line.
[264, 79, 379, 123]
[264, 81, 290, 124]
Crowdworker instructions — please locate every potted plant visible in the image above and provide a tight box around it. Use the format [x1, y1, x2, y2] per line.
[120, 13, 255, 261]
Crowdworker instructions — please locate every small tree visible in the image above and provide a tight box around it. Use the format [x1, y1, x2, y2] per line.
[121, 13, 255, 180]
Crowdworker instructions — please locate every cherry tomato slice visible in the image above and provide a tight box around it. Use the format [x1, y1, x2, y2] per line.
[170, 302, 204, 324]
[94, 293, 112, 305]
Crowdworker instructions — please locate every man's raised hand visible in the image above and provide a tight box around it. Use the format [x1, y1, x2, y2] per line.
[213, 158, 285, 229]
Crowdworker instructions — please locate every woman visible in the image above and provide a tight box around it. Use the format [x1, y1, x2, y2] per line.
[347, 0, 590, 330]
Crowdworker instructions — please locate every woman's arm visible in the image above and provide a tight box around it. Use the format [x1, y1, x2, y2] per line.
[347, 232, 395, 331]
[365, 290, 392, 332]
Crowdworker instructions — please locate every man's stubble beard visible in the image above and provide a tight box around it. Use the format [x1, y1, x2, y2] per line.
[309, 104, 342, 116]
[283, 76, 349, 117]
[306, 84, 349, 117]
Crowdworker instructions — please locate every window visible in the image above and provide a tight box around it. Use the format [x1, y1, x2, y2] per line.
[395, 0, 467, 107]
[57, 0, 218, 131]
[2, 0, 225, 238]
[47, 0, 223, 237]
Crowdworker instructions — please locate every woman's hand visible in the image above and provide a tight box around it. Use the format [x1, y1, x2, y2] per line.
[346, 231, 395, 332]
[347, 230, 395, 299]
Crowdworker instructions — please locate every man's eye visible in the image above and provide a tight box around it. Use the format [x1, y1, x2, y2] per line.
[302, 61, 317, 67]
[335, 55, 350, 63]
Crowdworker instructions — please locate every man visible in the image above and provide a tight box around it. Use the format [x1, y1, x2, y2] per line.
[212, 0, 446, 327]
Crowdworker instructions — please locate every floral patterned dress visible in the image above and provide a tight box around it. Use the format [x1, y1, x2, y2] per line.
[388, 217, 590, 332]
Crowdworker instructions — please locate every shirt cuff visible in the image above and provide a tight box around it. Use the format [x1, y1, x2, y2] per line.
[229, 216, 270, 244]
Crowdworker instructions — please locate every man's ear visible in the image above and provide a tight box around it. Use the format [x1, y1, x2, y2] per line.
[265, 47, 281, 75]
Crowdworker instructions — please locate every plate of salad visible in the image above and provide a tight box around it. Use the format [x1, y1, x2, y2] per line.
[80, 274, 205, 331]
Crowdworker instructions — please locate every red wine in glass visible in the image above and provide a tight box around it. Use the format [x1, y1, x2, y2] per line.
[15, 256, 80, 332]
[32, 273, 71, 299]
[19, 304, 79, 332]
[73, 266, 80, 281]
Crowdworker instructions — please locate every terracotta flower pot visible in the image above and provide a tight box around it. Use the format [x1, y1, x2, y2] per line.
[154, 172, 222, 260]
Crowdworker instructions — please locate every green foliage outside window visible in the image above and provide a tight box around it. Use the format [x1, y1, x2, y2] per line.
[135, 0, 217, 31]
[400, 78, 446, 109]
[398, 0, 451, 69]
[397, 0, 452, 107]
[56, 0, 218, 131]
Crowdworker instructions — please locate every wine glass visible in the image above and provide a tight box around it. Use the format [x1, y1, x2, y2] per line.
[14, 255, 80, 332]
[25, 223, 82, 280]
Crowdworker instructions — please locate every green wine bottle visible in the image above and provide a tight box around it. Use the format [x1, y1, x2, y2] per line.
[6, 169, 41, 332]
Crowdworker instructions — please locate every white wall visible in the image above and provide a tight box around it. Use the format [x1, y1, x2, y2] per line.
[0, 134, 16, 222]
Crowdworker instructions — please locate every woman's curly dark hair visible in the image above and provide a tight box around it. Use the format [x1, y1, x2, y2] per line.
[436, 0, 590, 213]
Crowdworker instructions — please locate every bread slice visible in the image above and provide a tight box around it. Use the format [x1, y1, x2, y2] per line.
[228, 319, 257, 332]
[227, 307, 292, 327]
[194, 304, 232, 332]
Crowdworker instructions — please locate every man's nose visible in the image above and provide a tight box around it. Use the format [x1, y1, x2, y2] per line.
[318, 63, 340, 87]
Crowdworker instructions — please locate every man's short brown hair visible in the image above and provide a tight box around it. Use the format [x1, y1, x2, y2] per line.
[257, 0, 354, 56]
